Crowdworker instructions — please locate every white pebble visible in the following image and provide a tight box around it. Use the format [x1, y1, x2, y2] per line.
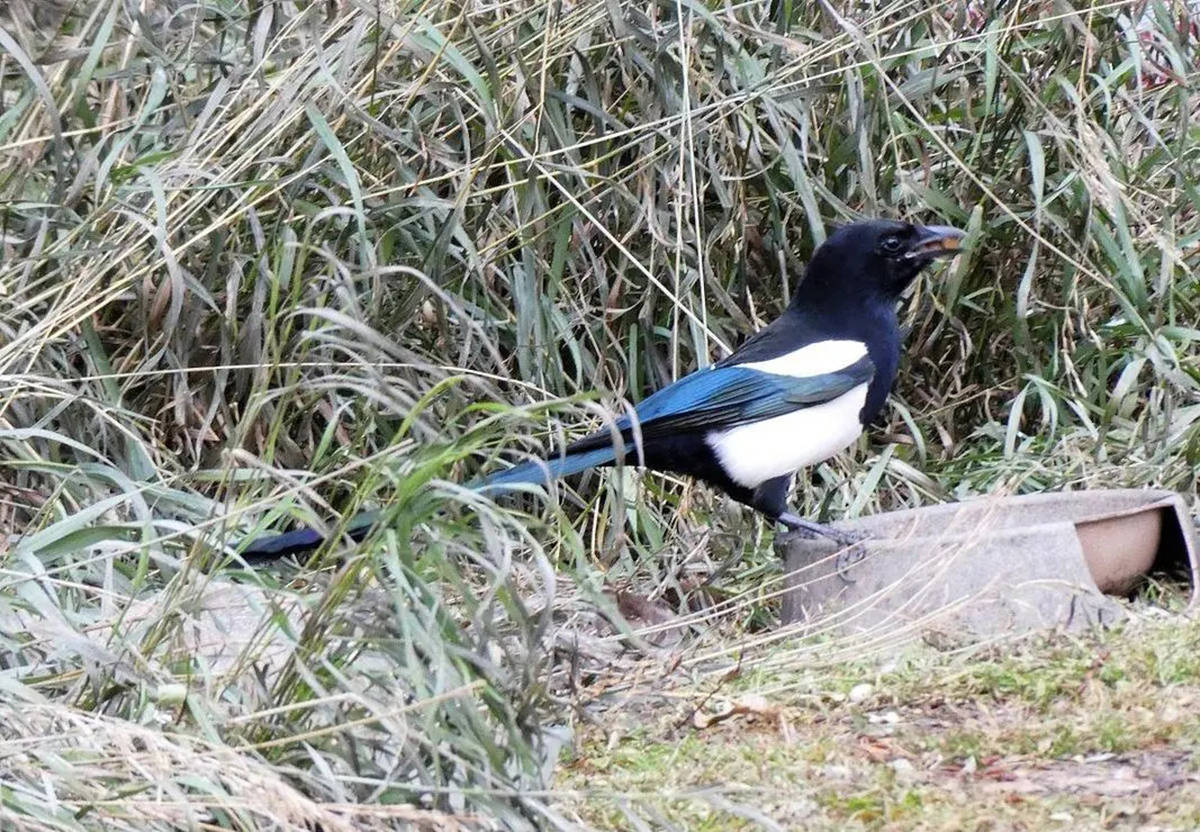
[848, 683, 873, 703]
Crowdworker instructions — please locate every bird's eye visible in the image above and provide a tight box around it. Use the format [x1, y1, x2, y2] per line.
[880, 236, 904, 254]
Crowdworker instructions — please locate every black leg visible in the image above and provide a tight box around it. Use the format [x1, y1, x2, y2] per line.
[750, 474, 792, 518]
[751, 475, 866, 548]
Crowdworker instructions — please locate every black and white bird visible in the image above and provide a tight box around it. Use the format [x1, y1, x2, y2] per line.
[241, 219, 964, 558]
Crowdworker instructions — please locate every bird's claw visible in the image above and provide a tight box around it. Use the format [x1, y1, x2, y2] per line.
[776, 513, 870, 582]
[835, 543, 868, 583]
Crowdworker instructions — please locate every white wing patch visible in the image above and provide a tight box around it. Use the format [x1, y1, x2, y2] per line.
[706, 339, 872, 488]
[737, 339, 868, 377]
[706, 383, 869, 488]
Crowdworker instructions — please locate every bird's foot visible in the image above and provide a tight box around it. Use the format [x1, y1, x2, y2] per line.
[777, 512, 870, 583]
[776, 512, 866, 548]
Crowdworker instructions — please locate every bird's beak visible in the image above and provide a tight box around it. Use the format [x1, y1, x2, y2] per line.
[905, 225, 967, 259]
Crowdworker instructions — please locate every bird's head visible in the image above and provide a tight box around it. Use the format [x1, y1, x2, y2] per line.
[798, 219, 966, 305]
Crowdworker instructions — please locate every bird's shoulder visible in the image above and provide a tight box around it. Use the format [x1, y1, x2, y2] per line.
[716, 313, 872, 379]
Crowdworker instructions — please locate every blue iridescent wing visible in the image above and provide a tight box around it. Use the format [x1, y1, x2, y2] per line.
[566, 354, 875, 452]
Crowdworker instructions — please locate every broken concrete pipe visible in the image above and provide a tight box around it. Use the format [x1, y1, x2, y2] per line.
[778, 489, 1197, 639]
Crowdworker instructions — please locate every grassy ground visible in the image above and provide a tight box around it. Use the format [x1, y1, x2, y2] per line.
[2, 0, 1199, 829]
[559, 592, 1200, 830]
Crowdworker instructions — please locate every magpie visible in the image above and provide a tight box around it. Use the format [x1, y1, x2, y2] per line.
[239, 219, 964, 559]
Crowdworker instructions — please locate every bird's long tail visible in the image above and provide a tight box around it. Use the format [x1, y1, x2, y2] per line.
[236, 446, 618, 559]
[240, 509, 380, 560]
[471, 446, 617, 492]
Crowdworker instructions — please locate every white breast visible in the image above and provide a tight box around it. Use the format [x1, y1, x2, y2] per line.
[705, 339, 872, 488]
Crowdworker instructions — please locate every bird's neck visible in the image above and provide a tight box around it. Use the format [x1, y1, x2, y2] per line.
[788, 252, 893, 314]
[786, 284, 898, 340]
[786, 270, 902, 393]
[786, 266, 903, 426]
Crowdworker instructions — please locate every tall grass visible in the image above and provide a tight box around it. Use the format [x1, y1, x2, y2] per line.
[1, 0, 1197, 827]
